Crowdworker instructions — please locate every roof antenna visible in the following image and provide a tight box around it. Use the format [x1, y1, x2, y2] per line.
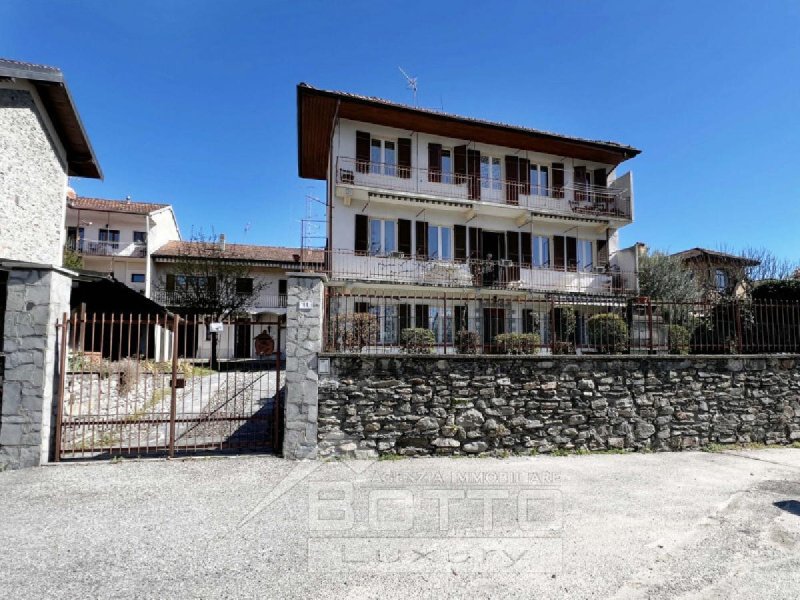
[398, 67, 418, 106]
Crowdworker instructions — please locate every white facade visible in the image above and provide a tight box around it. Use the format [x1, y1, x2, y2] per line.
[64, 200, 180, 296]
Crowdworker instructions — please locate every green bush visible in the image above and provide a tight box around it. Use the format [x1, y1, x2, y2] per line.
[454, 330, 480, 354]
[752, 279, 800, 301]
[400, 328, 435, 353]
[494, 332, 541, 355]
[331, 313, 379, 351]
[587, 313, 628, 354]
[667, 324, 690, 355]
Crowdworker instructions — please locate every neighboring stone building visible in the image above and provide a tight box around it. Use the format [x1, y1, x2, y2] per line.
[0, 58, 101, 469]
[671, 247, 759, 298]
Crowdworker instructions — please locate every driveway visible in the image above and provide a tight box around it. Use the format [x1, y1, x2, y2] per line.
[2, 449, 799, 599]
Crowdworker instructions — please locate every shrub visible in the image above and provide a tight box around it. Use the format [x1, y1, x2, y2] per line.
[551, 341, 574, 355]
[587, 313, 628, 354]
[400, 328, 435, 353]
[752, 279, 800, 301]
[454, 330, 480, 354]
[667, 324, 690, 355]
[114, 359, 139, 396]
[330, 313, 379, 351]
[494, 332, 541, 355]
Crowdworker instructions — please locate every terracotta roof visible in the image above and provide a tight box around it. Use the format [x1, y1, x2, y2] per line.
[152, 241, 324, 265]
[67, 196, 170, 215]
[671, 248, 760, 267]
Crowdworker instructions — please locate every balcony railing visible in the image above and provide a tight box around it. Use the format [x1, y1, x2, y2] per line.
[335, 157, 632, 221]
[66, 238, 147, 258]
[153, 291, 288, 310]
[325, 250, 637, 296]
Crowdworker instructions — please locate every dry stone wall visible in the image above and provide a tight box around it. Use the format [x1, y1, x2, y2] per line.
[318, 354, 800, 458]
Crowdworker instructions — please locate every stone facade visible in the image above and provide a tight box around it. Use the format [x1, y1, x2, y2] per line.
[0, 268, 71, 469]
[0, 85, 68, 266]
[318, 354, 800, 458]
[282, 274, 325, 459]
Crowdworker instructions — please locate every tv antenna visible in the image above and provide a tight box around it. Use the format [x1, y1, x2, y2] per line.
[398, 66, 418, 106]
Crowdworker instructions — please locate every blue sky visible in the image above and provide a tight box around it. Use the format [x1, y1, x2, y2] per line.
[2, 1, 799, 259]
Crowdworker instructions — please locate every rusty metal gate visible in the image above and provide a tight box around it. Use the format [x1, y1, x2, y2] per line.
[54, 312, 284, 460]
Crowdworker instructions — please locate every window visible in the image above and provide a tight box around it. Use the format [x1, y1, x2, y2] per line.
[429, 306, 454, 344]
[441, 149, 453, 184]
[577, 240, 593, 272]
[480, 156, 502, 190]
[715, 269, 729, 291]
[427, 225, 452, 260]
[130, 273, 145, 284]
[236, 277, 254, 295]
[98, 229, 120, 249]
[369, 219, 396, 255]
[66, 226, 84, 251]
[368, 305, 398, 344]
[133, 231, 147, 244]
[370, 138, 396, 176]
[529, 164, 549, 196]
[532, 236, 550, 268]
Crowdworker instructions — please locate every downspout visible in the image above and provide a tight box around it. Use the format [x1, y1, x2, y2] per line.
[326, 99, 341, 274]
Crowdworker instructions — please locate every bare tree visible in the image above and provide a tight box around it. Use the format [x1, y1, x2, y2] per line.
[638, 251, 700, 303]
[737, 246, 800, 282]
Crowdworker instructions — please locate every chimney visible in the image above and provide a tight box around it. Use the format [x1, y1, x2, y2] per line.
[219, 233, 226, 252]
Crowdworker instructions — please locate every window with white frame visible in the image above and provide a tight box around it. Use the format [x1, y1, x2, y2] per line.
[370, 138, 396, 175]
[715, 269, 729, 291]
[577, 239, 593, 272]
[368, 305, 398, 344]
[532, 235, 550, 268]
[369, 219, 396, 255]
[427, 225, 452, 260]
[441, 148, 453, 184]
[529, 164, 550, 196]
[429, 306, 454, 344]
[480, 156, 502, 190]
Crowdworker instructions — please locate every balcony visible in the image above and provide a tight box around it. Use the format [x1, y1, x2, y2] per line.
[335, 157, 633, 222]
[327, 250, 637, 296]
[66, 238, 147, 258]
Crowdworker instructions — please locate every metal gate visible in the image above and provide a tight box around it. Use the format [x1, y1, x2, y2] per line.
[54, 312, 284, 460]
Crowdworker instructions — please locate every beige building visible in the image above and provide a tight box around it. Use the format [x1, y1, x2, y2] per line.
[671, 247, 759, 298]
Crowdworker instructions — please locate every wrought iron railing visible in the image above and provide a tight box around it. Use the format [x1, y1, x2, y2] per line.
[335, 157, 632, 220]
[65, 238, 147, 258]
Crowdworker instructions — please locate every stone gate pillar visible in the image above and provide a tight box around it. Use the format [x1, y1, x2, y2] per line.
[1, 267, 71, 469]
[283, 273, 326, 459]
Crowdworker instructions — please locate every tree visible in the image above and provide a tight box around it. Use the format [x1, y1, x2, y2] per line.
[638, 251, 700, 303]
[157, 231, 268, 367]
[63, 247, 83, 270]
[737, 246, 800, 282]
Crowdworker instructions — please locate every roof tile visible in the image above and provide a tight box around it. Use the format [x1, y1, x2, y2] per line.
[67, 196, 170, 215]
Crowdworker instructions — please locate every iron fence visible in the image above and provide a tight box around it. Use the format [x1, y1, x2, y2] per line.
[55, 311, 285, 460]
[323, 290, 800, 356]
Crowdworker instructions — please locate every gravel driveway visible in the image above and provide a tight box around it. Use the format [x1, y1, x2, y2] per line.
[2, 449, 799, 599]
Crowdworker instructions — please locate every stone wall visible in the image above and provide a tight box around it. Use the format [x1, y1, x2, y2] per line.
[0, 268, 71, 469]
[318, 354, 800, 457]
[0, 85, 68, 266]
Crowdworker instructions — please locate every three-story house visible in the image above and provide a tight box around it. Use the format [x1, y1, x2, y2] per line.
[297, 84, 642, 351]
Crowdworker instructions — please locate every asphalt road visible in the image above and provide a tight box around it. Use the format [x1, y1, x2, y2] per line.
[2, 449, 799, 599]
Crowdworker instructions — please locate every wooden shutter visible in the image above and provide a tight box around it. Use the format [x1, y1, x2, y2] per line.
[519, 158, 531, 195]
[505, 156, 519, 205]
[594, 168, 607, 188]
[454, 225, 467, 261]
[356, 131, 370, 173]
[521, 232, 532, 266]
[553, 235, 565, 269]
[415, 220, 428, 258]
[597, 237, 609, 268]
[566, 236, 578, 271]
[397, 219, 412, 256]
[398, 138, 412, 178]
[454, 145, 467, 183]
[415, 304, 429, 329]
[355, 214, 369, 254]
[552, 162, 564, 198]
[166, 273, 176, 292]
[467, 150, 481, 200]
[428, 143, 442, 183]
[506, 231, 520, 264]
[398, 304, 411, 333]
[454, 305, 468, 332]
